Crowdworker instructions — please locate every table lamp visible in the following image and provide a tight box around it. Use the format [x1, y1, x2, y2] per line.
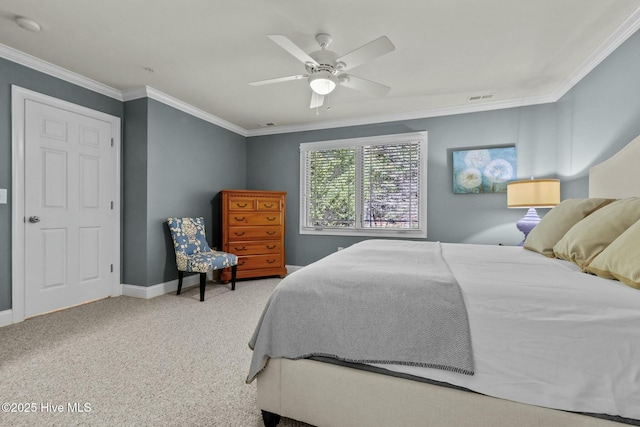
[507, 178, 560, 245]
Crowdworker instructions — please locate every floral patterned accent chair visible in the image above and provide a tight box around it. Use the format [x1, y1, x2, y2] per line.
[167, 217, 238, 301]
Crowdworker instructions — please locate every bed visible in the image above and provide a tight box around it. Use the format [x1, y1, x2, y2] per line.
[248, 135, 640, 427]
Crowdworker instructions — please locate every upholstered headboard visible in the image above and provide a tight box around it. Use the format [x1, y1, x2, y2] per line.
[589, 134, 640, 198]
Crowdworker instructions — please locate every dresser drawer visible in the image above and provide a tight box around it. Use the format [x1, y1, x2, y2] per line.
[226, 241, 282, 255]
[257, 198, 282, 211]
[227, 197, 256, 211]
[227, 226, 282, 241]
[228, 212, 282, 226]
[237, 254, 282, 271]
[228, 197, 282, 212]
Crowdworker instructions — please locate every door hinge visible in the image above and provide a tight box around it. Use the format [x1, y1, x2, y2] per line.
[110, 264, 114, 273]
[110, 201, 114, 210]
[111, 138, 114, 147]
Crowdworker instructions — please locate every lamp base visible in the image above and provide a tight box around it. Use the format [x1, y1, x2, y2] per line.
[516, 207, 541, 246]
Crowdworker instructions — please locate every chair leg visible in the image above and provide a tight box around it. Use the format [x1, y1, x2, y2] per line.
[177, 271, 184, 295]
[231, 265, 237, 291]
[200, 272, 206, 301]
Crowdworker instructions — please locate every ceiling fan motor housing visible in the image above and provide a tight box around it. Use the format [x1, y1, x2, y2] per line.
[306, 50, 339, 74]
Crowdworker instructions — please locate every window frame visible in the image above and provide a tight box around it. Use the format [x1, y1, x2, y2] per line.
[299, 131, 428, 238]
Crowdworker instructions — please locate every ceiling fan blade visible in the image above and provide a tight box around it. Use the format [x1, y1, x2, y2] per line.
[310, 92, 325, 108]
[267, 35, 319, 66]
[336, 36, 395, 71]
[339, 74, 391, 97]
[249, 74, 308, 86]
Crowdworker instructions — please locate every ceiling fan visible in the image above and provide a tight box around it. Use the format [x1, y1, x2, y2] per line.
[250, 33, 395, 108]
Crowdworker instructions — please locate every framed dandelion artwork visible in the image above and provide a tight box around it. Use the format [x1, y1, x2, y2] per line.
[452, 146, 517, 194]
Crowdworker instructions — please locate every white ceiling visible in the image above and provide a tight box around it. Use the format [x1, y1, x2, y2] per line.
[1, 0, 640, 135]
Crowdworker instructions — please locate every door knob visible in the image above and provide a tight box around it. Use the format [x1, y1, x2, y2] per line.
[28, 216, 40, 223]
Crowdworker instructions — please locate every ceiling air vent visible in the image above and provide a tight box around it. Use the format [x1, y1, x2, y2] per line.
[468, 94, 494, 101]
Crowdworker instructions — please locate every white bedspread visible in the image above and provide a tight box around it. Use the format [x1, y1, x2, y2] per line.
[371, 243, 640, 420]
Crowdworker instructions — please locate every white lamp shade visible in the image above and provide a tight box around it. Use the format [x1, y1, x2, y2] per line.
[507, 179, 560, 208]
[309, 71, 337, 95]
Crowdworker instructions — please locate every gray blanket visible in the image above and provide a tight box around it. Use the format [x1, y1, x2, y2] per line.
[247, 240, 474, 383]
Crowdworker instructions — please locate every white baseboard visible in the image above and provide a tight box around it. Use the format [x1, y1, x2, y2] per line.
[122, 267, 305, 299]
[122, 274, 201, 299]
[0, 309, 13, 327]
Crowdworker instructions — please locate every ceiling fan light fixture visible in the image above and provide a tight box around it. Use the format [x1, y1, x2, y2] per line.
[309, 71, 337, 95]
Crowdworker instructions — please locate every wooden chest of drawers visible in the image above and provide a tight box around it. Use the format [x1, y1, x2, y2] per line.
[220, 190, 287, 281]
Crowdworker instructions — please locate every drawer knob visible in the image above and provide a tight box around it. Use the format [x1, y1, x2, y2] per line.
[266, 216, 276, 221]
[234, 246, 247, 251]
[236, 203, 248, 208]
[266, 245, 276, 249]
[266, 231, 276, 235]
[239, 260, 246, 266]
[234, 231, 245, 236]
[264, 203, 274, 208]
[234, 216, 246, 222]
[266, 259, 276, 264]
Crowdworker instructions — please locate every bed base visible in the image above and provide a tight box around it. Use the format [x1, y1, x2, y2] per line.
[262, 410, 281, 427]
[257, 358, 623, 427]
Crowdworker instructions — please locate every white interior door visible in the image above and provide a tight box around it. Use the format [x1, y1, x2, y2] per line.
[23, 99, 116, 317]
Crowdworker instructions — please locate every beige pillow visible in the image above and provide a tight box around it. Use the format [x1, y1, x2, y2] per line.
[586, 219, 640, 290]
[553, 197, 640, 269]
[523, 198, 614, 257]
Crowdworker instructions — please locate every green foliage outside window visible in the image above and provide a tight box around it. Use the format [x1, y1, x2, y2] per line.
[308, 148, 355, 227]
[306, 143, 420, 230]
[363, 144, 419, 229]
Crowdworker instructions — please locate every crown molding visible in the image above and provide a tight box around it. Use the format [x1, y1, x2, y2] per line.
[245, 93, 557, 137]
[122, 86, 247, 136]
[0, 42, 246, 136]
[550, 5, 640, 101]
[0, 43, 123, 101]
[120, 86, 149, 102]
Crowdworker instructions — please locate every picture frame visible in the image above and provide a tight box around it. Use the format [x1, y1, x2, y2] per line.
[452, 145, 517, 194]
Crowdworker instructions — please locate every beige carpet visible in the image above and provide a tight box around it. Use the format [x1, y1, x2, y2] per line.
[0, 278, 313, 427]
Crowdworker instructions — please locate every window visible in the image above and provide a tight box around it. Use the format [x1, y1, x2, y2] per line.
[300, 132, 427, 237]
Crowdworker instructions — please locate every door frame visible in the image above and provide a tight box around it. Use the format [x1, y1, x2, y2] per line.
[11, 85, 122, 323]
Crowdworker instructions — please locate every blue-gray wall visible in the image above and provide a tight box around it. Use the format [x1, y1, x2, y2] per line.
[0, 58, 123, 311]
[556, 28, 640, 196]
[123, 99, 149, 286]
[122, 99, 246, 286]
[246, 105, 558, 266]
[246, 28, 640, 267]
